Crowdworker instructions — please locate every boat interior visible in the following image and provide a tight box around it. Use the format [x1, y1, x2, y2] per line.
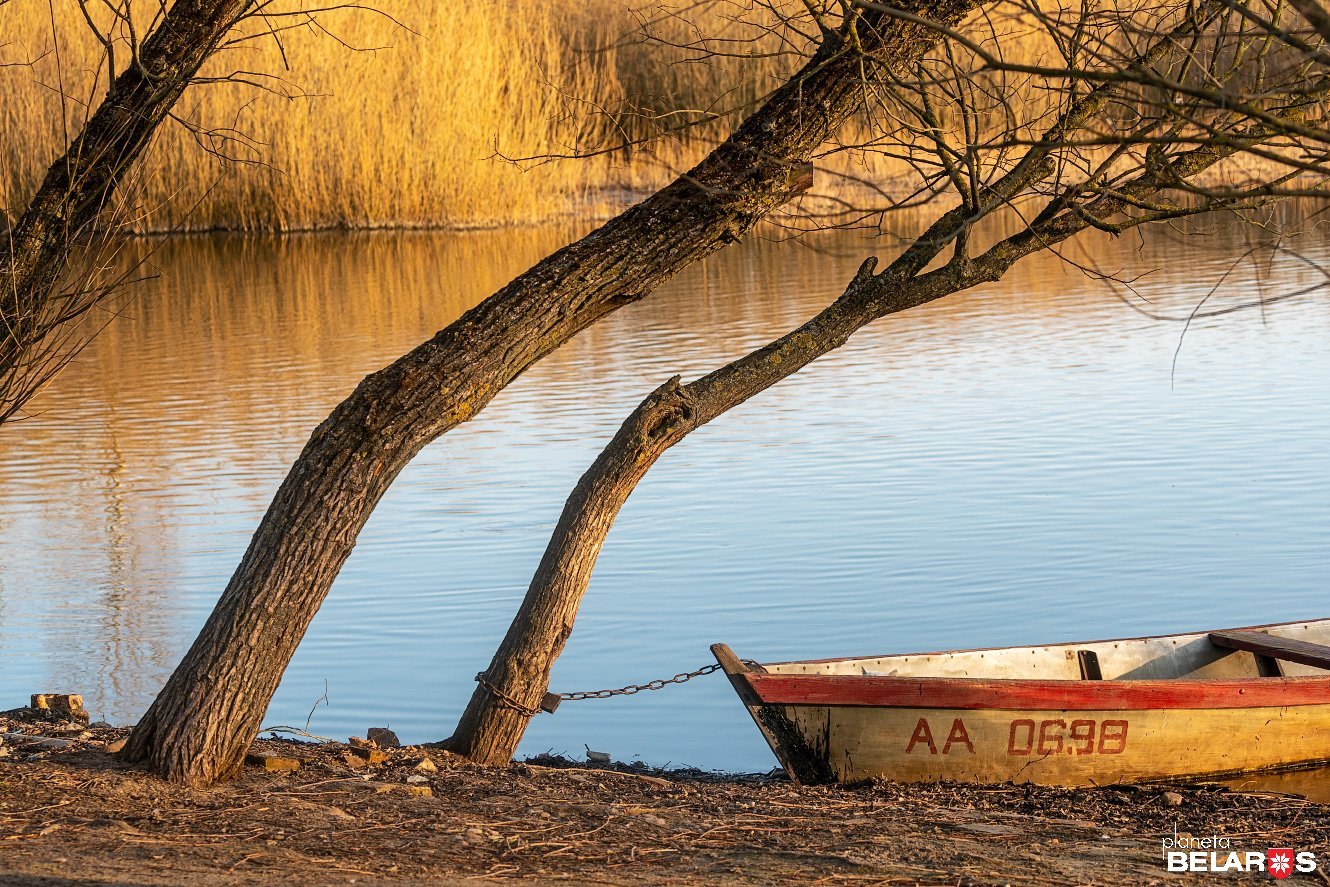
[759, 619, 1330, 681]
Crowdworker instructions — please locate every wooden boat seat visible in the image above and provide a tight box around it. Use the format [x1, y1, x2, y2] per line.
[1209, 629, 1330, 672]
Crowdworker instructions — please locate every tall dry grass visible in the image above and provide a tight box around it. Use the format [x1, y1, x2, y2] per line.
[0, 1, 797, 232]
[3, 2, 1259, 233]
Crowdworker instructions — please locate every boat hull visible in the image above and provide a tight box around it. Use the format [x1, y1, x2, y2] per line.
[760, 701, 1330, 785]
[712, 624, 1330, 786]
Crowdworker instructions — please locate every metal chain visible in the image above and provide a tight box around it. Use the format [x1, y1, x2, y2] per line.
[474, 671, 543, 718]
[556, 662, 731, 701]
[475, 660, 756, 717]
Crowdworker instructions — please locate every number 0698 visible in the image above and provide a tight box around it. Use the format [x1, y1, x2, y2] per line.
[1006, 718, 1129, 756]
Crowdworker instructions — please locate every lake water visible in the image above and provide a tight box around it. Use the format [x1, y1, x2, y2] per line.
[1, 220, 1328, 780]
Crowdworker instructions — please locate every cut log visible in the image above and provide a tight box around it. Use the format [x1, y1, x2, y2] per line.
[30, 694, 89, 723]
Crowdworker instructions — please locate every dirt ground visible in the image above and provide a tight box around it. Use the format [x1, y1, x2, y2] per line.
[2, 712, 1329, 885]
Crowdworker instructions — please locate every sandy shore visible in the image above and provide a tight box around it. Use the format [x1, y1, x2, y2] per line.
[2, 713, 1327, 885]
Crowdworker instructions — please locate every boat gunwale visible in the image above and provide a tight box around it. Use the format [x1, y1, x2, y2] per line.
[756, 618, 1330, 668]
[741, 671, 1330, 711]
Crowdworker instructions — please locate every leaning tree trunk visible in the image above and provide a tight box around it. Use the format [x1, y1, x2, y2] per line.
[442, 24, 1281, 763]
[443, 247, 1034, 762]
[1, 0, 253, 414]
[123, 1, 983, 786]
[443, 239, 999, 765]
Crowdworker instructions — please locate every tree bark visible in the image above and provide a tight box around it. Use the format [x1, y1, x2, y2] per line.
[442, 41, 1296, 764]
[122, 2, 984, 786]
[2, 0, 252, 382]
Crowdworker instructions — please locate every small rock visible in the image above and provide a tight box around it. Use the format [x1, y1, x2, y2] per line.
[367, 727, 400, 748]
[1163, 791, 1184, 807]
[959, 822, 1019, 836]
[87, 818, 138, 833]
[585, 745, 611, 764]
[414, 758, 438, 774]
[406, 774, 429, 785]
[245, 754, 301, 773]
[643, 814, 668, 827]
[7, 734, 73, 750]
[348, 736, 370, 748]
[288, 799, 356, 822]
[104, 738, 126, 754]
[89, 721, 112, 729]
[75, 731, 93, 741]
[373, 782, 431, 798]
[348, 746, 388, 766]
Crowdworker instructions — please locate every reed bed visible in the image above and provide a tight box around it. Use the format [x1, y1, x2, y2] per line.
[0, 1, 800, 232]
[1, 2, 1280, 233]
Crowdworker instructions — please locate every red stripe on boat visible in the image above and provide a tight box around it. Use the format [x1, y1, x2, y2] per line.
[743, 673, 1330, 711]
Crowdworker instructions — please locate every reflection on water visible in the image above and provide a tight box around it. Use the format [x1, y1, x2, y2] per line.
[1214, 766, 1330, 803]
[0, 221, 1328, 777]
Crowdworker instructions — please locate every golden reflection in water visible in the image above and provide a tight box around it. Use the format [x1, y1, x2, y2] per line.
[0, 228, 583, 717]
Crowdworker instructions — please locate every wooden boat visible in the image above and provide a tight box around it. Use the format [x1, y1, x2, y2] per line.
[712, 619, 1330, 786]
